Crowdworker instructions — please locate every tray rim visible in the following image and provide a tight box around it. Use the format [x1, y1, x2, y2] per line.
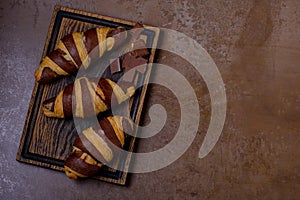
[16, 5, 160, 185]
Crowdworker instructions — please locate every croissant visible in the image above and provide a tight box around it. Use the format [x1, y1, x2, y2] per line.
[34, 26, 127, 83]
[42, 77, 135, 118]
[64, 116, 133, 179]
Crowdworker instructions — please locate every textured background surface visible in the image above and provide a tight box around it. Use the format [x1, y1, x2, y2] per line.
[1, 0, 300, 199]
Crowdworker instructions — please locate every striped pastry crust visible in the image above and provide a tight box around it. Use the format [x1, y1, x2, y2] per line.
[42, 77, 135, 118]
[34, 26, 127, 83]
[64, 116, 133, 179]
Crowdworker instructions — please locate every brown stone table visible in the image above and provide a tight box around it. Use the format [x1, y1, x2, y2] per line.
[1, 0, 299, 199]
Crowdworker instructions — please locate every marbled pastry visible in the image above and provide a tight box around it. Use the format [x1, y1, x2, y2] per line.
[34, 26, 127, 83]
[64, 116, 133, 179]
[42, 77, 135, 118]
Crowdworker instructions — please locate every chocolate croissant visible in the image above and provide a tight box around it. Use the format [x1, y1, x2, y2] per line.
[42, 77, 135, 118]
[64, 116, 133, 179]
[34, 26, 127, 83]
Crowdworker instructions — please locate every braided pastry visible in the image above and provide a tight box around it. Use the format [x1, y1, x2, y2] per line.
[34, 26, 127, 83]
[42, 77, 135, 118]
[64, 116, 133, 179]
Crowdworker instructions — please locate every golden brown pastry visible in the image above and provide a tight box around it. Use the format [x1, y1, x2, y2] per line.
[42, 77, 135, 118]
[64, 116, 133, 179]
[34, 26, 127, 83]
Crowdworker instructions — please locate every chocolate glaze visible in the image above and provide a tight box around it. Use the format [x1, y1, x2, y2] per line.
[42, 97, 55, 112]
[39, 67, 59, 84]
[83, 28, 100, 64]
[64, 151, 102, 177]
[97, 79, 117, 107]
[83, 28, 99, 54]
[48, 49, 78, 74]
[98, 118, 122, 148]
[73, 136, 90, 154]
[62, 34, 82, 67]
[62, 83, 74, 118]
[79, 78, 95, 117]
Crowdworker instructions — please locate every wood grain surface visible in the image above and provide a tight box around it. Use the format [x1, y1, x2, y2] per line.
[16, 6, 160, 185]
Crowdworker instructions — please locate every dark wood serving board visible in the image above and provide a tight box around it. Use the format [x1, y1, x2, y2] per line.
[16, 6, 159, 185]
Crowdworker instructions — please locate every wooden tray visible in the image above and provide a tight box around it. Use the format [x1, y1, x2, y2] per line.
[16, 6, 159, 185]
